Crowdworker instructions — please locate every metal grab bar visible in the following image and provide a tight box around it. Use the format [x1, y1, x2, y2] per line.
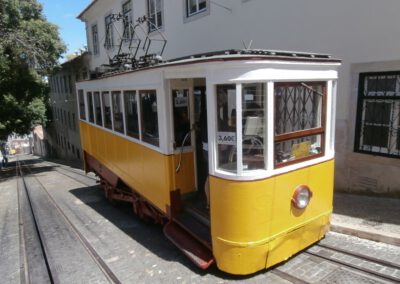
[175, 126, 196, 173]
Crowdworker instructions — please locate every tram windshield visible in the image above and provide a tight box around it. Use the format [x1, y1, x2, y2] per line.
[215, 81, 327, 175]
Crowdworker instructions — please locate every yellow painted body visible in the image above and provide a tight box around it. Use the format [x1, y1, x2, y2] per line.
[81, 122, 333, 275]
[80, 122, 196, 213]
[211, 160, 334, 274]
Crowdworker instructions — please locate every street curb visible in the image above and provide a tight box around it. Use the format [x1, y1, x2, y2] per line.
[330, 223, 400, 247]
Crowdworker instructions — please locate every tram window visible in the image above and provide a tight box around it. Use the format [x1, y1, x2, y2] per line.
[78, 90, 86, 120]
[274, 82, 326, 166]
[216, 84, 237, 173]
[242, 83, 266, 170]
[124, 90, 140, 139]
[140, 90, 159, 147]
[93, 92, 102, 126]
[112, 91, 124, 133]
[87, 92, 95, 123]
[102, 91, 112, 130]
[173, 89, 190, 148]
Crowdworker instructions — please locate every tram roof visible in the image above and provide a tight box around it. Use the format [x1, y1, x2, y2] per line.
[90, 49, 341, 80]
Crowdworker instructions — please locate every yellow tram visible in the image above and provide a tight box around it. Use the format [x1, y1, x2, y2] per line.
[77, 49, 340, 275]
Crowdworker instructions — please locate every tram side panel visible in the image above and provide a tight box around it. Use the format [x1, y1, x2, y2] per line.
[210, 160, 334, 275]
[80, 122, 174, 213]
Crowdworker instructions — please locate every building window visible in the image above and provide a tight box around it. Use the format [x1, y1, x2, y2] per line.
[124, 90, 140, 139]
[91, 24, 99, 55]
[72, 113, 76, 130]
[186, 0, 207, 17]
[102, 91, 112, 129]
[355, 72, 400, 158]
[68, 75, 73, 94]
[274, 82, 326, 167]
[140, 90, 159, 146]
[147, 0, 163, 32]
[104, 14, 114, 49]
[68, 111, 71, 129]
[78, 90, 86, 120]
[122, 1, 133, 40]
[112, 91, 124, 133]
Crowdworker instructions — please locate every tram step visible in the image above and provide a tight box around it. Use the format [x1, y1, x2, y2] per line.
[173, 212, 212, 250]
[183, 205, 210, 228]
[164, 221, 214, 269]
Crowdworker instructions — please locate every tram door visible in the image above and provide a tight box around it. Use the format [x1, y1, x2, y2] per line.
[171, 79, 208, 204]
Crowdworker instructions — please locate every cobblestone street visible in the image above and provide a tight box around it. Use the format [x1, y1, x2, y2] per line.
[1, 155, 399, 283]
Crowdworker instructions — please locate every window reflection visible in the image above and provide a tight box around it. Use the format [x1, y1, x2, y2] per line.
[140, 90, 159, 146]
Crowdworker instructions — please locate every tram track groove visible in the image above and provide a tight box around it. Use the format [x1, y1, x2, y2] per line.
[304, 247, 400, 283]
[18, 157, 121, 284]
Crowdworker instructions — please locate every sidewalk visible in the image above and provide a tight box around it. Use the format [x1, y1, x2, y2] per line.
[331, 192, 400, 246]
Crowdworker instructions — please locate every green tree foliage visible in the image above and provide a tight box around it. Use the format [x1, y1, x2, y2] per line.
[0, 0, 65, 140]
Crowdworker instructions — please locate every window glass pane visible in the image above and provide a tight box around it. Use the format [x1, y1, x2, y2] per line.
[112, 91, 124, 133]
[102, 92, 112, 129]
[156, 11, 162, 28]
[199, 0, 207, 11]
[78, 90, 86, 120]
[87, 92, 94, 123]
[105, 15, 113, 49]
[363, 125, 389, 148]
[124, 91, 139, 139]
[93, 92, 102, 126]
[122, 1, 133, 39]
[275, 82, 323, 135]
[242, 83, 265, 170]
[364, 101, 391, 124]
[140, 90, 159, 146]
[173, 89, 190, 148]
[92, 25, 98, 54]
[275, 134, 322, 164]
[366, 76, 396, 94]
[216, 84, 236, 172]
[189, 0, 197, 15]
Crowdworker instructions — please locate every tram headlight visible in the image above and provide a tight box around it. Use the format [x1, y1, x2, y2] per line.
[292, 185, 312, 209]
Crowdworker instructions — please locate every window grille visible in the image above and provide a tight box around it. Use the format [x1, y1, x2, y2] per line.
[355, 72, 400, 158]
[274, 82, 326, 167]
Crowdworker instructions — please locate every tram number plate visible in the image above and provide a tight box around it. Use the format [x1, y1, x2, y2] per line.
[217, 132, 236, 145]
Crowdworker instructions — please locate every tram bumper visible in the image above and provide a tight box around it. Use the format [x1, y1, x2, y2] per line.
[213, 212, 331, 275]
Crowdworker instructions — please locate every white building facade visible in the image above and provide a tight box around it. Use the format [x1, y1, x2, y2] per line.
[78, 0, 400, 195]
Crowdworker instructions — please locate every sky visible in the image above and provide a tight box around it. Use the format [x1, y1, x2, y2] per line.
[39, 0, 92, 58]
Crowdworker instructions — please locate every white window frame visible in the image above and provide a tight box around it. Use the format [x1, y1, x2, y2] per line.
[147, 0, 163, 32]
[186, 0, 208, 17]
[356, 72, 400, 157]
[122, 0, 133, 41]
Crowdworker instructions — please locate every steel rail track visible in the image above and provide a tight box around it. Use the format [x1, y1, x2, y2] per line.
[316, 243, 400, 271]
[305, 247, 400, 283]
[18, 158, 121, 284]
[17, 159, 54, 283]
[40, 159, 98, 182]
[270, 269, 309, 284]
